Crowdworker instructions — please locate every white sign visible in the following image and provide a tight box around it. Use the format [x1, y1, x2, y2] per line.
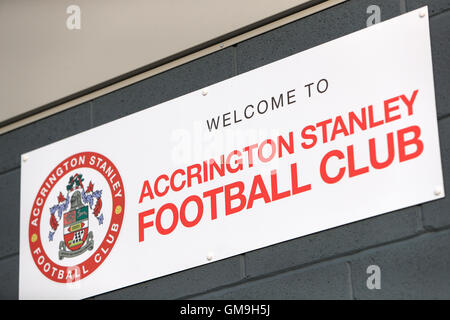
[19, 7, 443, 299]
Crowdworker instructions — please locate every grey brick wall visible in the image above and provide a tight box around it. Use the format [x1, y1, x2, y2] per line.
[1, 0, 449, 300]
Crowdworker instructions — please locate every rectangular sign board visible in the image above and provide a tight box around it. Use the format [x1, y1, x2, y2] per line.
[19, 7, 444, 299]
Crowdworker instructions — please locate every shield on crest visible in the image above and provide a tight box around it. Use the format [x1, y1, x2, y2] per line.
[63, 206, 89, 251]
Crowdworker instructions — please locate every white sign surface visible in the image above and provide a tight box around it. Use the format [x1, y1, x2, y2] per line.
[20, 7, 443, 299]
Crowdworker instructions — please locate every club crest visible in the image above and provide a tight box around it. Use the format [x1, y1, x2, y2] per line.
[28, 152, 125, 283]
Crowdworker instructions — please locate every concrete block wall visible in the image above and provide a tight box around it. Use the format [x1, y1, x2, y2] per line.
[1, 0, 449, 299]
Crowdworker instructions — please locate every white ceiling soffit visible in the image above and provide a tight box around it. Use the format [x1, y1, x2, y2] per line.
[0, 0, 338, 130]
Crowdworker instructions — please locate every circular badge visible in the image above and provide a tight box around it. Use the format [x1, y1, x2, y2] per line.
[28, 152, 125, 283]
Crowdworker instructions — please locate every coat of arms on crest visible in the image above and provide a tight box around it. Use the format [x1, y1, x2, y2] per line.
[48, 173, 104, 260]
[48, 173, 103, 260]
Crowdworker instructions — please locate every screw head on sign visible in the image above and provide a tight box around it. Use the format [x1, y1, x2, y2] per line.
[202, 89, 208, 96]
[419, 11, 426, 18]
[434, 186, 442, 196]
[22, 154, 29, 162]
[206, 252, 214, 261]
